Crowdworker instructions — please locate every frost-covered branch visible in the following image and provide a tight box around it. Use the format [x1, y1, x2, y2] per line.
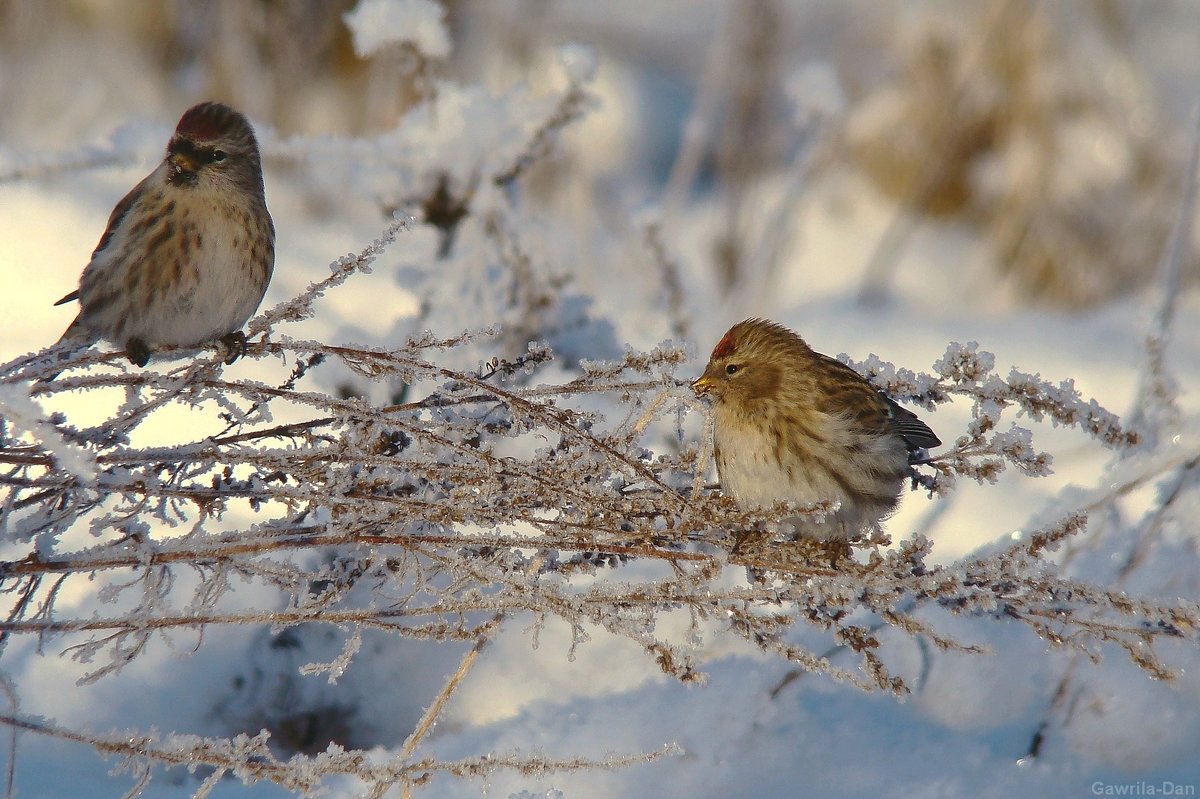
[0, 249, 1193, 795]
[0, 710, 677, 798]
[2, 263, 1190, 721]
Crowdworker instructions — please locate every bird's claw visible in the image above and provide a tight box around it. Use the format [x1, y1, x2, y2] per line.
[219, 331, 248, 365]
[126, 338, 151, 367]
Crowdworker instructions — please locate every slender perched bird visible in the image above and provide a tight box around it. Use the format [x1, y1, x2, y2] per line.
[693, 318, 940, 540]
[53, 101, 274, 370]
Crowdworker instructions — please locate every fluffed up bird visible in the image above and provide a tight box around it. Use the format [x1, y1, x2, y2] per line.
[53, 101, 275, 370]
[693, 318, 940, 540]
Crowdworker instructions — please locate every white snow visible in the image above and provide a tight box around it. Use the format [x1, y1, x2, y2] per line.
[0, 383, 96, 480]
[343, 0, 452, 60]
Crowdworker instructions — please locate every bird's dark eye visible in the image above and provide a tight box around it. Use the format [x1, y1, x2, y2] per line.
[725, 363, 739, 375]
[210, 150, 227, 162]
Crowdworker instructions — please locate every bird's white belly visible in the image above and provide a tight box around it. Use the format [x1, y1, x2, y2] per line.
[714, 423, 838, 510]
[712, 408, 903, 539]
[141, 223, 263, 347]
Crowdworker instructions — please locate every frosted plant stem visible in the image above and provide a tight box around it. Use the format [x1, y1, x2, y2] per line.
[661, 7, 728, 222]
[1127, 100, 1200, 444]
[628, 389, 671, 441]
[1148, 101, 1200, 347]
[642, 222, 690, 341]
[743, 118, 825, 314]
[1032, 99, 1200, 762]
[119, 765, 151, 799]
[0, 676, 13, 799]
[695, 404, 716, 501]
[393, 612, 504, 797]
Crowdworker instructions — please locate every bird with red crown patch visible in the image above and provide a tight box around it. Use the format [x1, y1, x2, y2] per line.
[53, 101, 274, 370]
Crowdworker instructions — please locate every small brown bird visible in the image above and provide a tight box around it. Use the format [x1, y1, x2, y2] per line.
[693, 318, 940, 539]
[54, 101, 275, 369]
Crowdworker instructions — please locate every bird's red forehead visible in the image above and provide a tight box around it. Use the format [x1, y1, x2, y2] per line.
[711, 330, 736, 359]
[175, 105, 227, 142]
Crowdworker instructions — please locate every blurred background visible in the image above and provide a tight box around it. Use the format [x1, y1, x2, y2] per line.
[3, 0, 1199, 312]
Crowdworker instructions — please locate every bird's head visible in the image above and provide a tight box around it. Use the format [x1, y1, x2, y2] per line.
[164, 102, 264, 195]
[693, 318, 809, 407]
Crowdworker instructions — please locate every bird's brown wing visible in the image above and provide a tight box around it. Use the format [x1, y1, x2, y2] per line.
[53, 176, 148, 307]
[811, 353, 894, 436]
[813, 352, 940, 450]
[91, 178, 146, 258]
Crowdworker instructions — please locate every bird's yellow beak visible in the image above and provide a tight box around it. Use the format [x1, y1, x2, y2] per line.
[170, 151, 198, 173]
[692, 374, 715, 395]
